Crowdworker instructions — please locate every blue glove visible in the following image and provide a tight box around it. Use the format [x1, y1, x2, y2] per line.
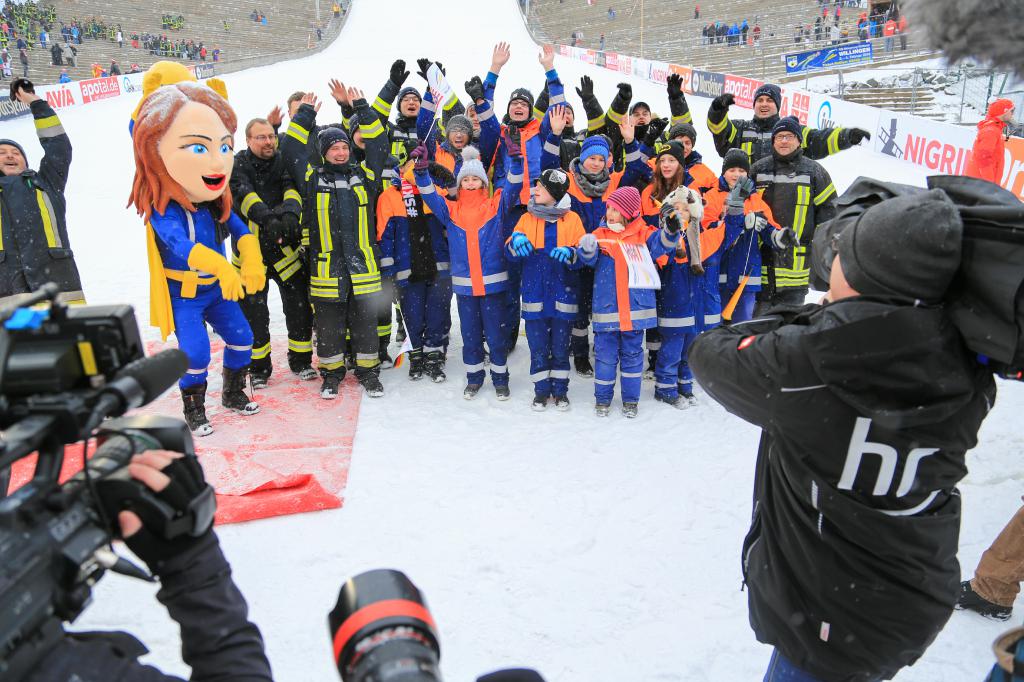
[549, 246, 573, 264]
[509, 232, 534, 257]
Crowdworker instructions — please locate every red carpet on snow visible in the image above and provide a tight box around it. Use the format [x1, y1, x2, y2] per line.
[8, 338, 360, 525]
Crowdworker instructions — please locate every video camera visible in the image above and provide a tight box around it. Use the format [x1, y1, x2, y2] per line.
[330, 569, 546, 682]
[0, 284, 211, 681]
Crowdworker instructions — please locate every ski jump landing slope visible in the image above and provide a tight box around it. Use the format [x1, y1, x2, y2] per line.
[18, 0, 1014, 679]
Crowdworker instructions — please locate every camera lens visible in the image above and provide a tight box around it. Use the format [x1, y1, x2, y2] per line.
[329, 569, 442, 682]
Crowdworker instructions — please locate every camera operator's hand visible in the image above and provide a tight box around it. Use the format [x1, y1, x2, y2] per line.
[118, 450, 214, 571]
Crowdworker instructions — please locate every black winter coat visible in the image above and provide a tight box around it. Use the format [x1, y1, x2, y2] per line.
[0, 98, 83, 302]
[707, 106, 857, 166]
[690, 299, 995, 682]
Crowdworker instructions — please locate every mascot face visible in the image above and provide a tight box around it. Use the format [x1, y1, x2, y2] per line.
[158, 101, 235, 203]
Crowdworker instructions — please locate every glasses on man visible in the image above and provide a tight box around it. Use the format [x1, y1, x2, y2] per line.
[249, 135, 276, 143]
[774, 133, 799, 142]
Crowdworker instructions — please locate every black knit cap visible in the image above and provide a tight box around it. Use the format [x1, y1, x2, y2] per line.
[536, 168, 570, 203]
[656, 141, 687, 168]
[668, 123, 697, 144]
[771, 116, 803, 141]
[508, 87, 534, 112]
[630, 101, 651, 115]
[753, 83, 782, 111]
[722, 147, 750, 173]
[318, 126, 350, 157]
[837, 189, 963, 303]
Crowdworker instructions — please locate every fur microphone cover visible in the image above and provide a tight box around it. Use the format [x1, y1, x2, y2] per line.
[908, 0, 1024, 74]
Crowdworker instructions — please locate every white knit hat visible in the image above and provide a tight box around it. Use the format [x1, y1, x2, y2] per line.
[455, 146, 489, 188]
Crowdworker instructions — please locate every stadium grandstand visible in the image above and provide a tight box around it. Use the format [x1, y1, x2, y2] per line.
[1, 0, 349, 86]
[523, 0, 937, 82]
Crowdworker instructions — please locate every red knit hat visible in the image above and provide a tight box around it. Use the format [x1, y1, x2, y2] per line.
[606, 186, 642, 221]
[988, 98, 1015, 118]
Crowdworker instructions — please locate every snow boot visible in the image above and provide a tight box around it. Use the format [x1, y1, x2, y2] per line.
[595, 402, 611, 417]
[956, 581, 1012, 621]
[182, 383, 213, 437]
[622, 402, 639, 418]
[408, 349, 425, 381]
[680, 389, 698, 407]
[289, 354, 318, 381]
[532, 394, 549, 411]
[643, 351, 658, 381]
[320, 369, 345, 399]
[655, 392, 689, 410]
[495, 385, 511, 401]
[463, 383, 482, 400]
[249, 359, 271, 390]
[378, 337, 394, 369]
[293, 365, 318, 381]
[553, 395, 570, 412]
[357, 367, 385, 398]
[574, 355, 594, 377]
[222, 367, 259, 415]
[425, 350, 446, 383]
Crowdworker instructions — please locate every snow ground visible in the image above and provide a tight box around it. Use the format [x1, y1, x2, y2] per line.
[6, 0, 1021, 679]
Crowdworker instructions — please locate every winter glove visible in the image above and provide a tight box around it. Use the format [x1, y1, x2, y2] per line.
[576, 75, 594, 100]
[465, 75, 485, 103]
[390, 59, 409, 88]
[643, 117, 670, 148]
[578, 233, 598, 259]
[667, 73, 685, 101]
[847, 127, 871, 145]
[710, 93, 735, 113]
[772, 227, 798, 249]
[509, 232, 534, 258]
[744, 211, 769, 231]
[435, 62, 447, 76]
[416, 58, 432, 82]
[727, 177, 756, 213]
[410, 143, 430, 172]
[111, 450, 216, 571]
[187, 244, 246, 301]
[278, 212, 302, 246]
[236, 233, 267, 295]
[549, 246, 573, 264]
[659, 203, 683, 235]
[616, 82, 632, 101]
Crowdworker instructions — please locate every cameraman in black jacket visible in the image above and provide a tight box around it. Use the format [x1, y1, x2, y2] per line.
[26, 449, 273, 682]
[690, 190, 996, 681]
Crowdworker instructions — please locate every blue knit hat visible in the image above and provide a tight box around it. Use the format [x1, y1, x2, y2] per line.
[580, 135, 610, 164]
[753, 83, 782, 111]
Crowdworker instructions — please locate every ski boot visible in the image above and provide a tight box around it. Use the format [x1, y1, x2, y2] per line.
[553, 395, 570, 412]
[407, 349, 425, 381]
[532, 393, 549, 411]
[464, 383, 482, 400]
[956, 581, 1012, 621]
[357, 367, 385, 398]
[182, 383, 213, 437]
[621, 402, 639, 419]
[222, 367, 260, 415]
[319, 368, 345, 399]
[425, 350, 446, 383]
[574, 355, 594, 377]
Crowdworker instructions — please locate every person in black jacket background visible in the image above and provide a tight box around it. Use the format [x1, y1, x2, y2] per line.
[25, 448, 272, 682]
[0, 81, 85, 306]
[690, 190, 996, 681]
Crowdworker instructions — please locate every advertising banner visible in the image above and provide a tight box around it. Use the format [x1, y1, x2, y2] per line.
[38, 82, 79, 110]
[724, 74, 763, 109]
[79, 76, 121, 104]
[691, 70, 726, 99]
[874, 111, 976, 175]
[669, 64, 693, 94]
[785, 41, 874, 74]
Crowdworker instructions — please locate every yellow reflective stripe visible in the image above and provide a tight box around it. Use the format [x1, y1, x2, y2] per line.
[311, 287, 339, 298]
[35, 114, 63, 131]
[283, 188, 302, 204]
[671, 112, 692, 125]
[288, 338, 313, 352]
[801, 126, 812, 149]
[35, 191, 58, 248]
[287, 121, 309, 144]
[741, 141, 753, 159]
[707, 115, 729, 135]
[350, 272, 381, 283]
[316, 193, 333, 253]
[240, 192, 263, 216]
[305, 165, 315, 181]
[377, 324, 392, 336]
[353, 282, 382, 295]
[814, 183, 836, 206]
[360, 119, 385, 140]
[372, 96, 392, 117]
[352, 186, 378, 275]
[793, 186, 810, 238]
[0, 202, 4, 250]
[251, 343, 272, 360]
[442, 97, 459, 113]
[606, 108, 624, 125]
[279, 259, 302, 281]
[587, 114, 604, 132]
[827, 128, 841, 155]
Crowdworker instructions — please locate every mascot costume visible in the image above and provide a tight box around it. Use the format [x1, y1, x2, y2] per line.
[128, 63, 266, 436]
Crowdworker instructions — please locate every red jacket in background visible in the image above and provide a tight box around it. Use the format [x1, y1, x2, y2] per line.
[966, 99, 1014, 185]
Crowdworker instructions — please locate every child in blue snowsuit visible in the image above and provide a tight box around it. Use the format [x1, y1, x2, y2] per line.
[412, 142, 524, 400]
[506, 168, 586, 411]
[577, 186, 682, 418]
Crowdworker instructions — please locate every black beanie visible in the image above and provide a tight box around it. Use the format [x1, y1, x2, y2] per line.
[630, 101, 651, 115]
[656, 141, 687, 168]
[318, 126, 350, 158]
[771, 116, 803, 141]
[668, 123, 696, 144]
[753, 83, 782, 111]
[536, 168, 570, 203]
[837, 189, 963, 303]
[722, 147, 750, 173]
[508, 87, 534, 113]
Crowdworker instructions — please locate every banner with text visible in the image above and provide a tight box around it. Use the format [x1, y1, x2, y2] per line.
[785, 42, 874, 74]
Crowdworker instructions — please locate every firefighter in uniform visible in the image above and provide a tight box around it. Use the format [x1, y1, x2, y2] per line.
[281, 91, 389, 399]
[230, 117, 315, 387]
[750, 116, 838, 313]
[707, 83, 870, 166]
[0, 83, 85, 306]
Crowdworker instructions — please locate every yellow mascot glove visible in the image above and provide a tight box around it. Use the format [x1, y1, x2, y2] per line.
[236, 234, 267, 295]
[188, 244, 245, 301]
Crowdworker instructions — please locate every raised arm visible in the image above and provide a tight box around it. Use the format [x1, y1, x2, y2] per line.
[707, 93, 739, 158]
[25, 94, 72, 192]
[802, 124, 871, 160]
